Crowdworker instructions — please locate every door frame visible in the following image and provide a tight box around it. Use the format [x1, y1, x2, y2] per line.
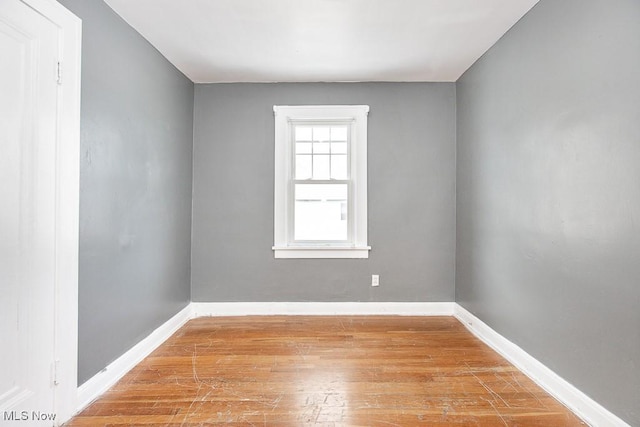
[19, 0, 81, 423]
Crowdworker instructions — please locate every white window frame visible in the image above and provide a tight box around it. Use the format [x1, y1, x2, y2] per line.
[273, 105, 370, 259]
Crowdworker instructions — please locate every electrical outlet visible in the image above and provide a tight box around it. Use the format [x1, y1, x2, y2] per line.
[371, 274, 380, 287]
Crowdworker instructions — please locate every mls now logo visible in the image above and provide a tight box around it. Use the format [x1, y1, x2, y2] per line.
[3, 411, 57, 422]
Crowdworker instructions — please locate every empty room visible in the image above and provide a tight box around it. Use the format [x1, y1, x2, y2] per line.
[2, 0, 638, 425]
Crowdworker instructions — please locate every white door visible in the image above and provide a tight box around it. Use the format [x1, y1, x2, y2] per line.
[1, 1, 62, 425]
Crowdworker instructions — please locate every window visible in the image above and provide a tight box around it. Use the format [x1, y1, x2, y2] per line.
[273, 105, 370, 258]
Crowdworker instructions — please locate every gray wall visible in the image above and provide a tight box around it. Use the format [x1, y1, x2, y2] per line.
[192, 83, 456, 302]
[456, 0, 640, 424]
[58, 0, 194, 385]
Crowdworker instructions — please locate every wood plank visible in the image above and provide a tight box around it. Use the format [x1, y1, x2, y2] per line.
[65, 316, 586, 426]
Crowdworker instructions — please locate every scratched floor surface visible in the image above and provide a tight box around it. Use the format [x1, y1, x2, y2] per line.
[65, 316, 586, 426]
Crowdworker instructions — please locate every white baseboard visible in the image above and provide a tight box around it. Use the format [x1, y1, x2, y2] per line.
[453, 304, 630, 427]
[191, 301, 456, 317]
[76, 304, 193, 412]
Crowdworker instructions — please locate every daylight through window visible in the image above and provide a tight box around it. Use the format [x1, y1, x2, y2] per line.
[273, 105, 370, 259]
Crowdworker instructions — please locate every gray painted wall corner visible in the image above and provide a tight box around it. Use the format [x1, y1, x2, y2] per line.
[57, 0, 195, 384]
[456, 0, 640, 424]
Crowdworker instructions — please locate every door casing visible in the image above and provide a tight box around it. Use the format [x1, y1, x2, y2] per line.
[20, 0, 80, 423]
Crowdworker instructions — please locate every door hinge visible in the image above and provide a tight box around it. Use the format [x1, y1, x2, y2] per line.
[56, 61, 62, 85]
[53, 360, 60, 386]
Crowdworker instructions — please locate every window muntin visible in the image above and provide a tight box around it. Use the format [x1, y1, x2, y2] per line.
[294, 124, 349, 181]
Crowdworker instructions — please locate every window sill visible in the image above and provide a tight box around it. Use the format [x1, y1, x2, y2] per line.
[272, 246, 371, 259]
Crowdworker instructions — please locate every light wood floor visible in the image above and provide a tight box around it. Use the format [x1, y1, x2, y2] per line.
[65, 316, 586, 426]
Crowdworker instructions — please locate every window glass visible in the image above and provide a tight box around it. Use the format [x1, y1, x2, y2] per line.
[331, 142, 347, 154]
[331, 154, 348, 179]
[331, 126, 348, 141]
[314, 142, 331, 154]
[295, 155, 312, 179]
[295, 126, 312, 141]
[296, 142, 312, 154]
[313, 126, 330, 142]
[312, 155, 330, 180]
[295, 184, 348, 241]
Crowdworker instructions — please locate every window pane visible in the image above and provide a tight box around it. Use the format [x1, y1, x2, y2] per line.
[295, 184, 348, 241]
[313, 127, 330, 141]
[331, 142, 347, 154]
[295, 126, 312, 141]
[295, 155, 312, 179]
[331, 126, 348, 141]
[296, 142, 312, 154]
[314, 142, 330, 154]
[331, 154, 348, 179]
[313, 155, 330, 180]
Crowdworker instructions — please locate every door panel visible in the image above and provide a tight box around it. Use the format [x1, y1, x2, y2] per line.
[0, 1, 60, 423]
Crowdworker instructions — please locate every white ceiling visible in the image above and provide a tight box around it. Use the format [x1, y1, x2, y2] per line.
[103, 0, 539, 83]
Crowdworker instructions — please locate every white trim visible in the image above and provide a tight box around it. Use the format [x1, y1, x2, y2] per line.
[272, 246, 371, 259]
[76, 305, 193, 413]
[191, 302, 455, 317]
[16, 0, 82, 424]
[454, 304, 631, 427]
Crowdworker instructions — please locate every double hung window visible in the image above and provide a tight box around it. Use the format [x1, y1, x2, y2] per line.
[273, 105, 370, 258]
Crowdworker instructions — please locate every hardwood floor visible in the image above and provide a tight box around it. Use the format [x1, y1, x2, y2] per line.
[66, 316, 586, 426]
